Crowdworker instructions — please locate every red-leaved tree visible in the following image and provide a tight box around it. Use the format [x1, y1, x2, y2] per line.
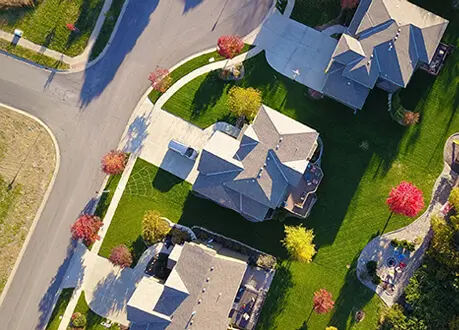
[217, 35, 244, 60]
[148, 67, 172, 93]
[71, 215, 102, 246]
[386, 181, 424, 217]
[109, 245, 133, 268]
[101, 150, 127, 175]
[313, 289, 335, 314]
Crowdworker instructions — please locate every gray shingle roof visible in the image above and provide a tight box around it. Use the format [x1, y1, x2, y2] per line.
[322, 66, 370, 110]
[193, 105, 319, 221]
[325, 0, 448, 109]
[128, 243, 247, 330]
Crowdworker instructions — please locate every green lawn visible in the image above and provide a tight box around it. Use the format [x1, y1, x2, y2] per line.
[71, 291, 118, 330]
[101, 2, 459, 328]
[46, 288, 74, 330]
[89, 0, 125, 60]
[0, 0, 104, 56]
[290, 0, 341, 27]
[94, 174, 122, 220]
[148, 44, 253, 104]
[0, 38, 69, 69]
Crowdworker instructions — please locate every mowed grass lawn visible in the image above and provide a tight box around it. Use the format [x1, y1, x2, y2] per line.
[0, 0, 104, 56]
[101, 3, 459, 329]
[45, 288, 74, 330]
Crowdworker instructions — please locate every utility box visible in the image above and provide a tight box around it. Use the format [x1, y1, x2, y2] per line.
[14, 29, 23, 38]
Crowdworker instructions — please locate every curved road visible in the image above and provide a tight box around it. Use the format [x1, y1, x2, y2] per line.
[0, 0, 271, 328]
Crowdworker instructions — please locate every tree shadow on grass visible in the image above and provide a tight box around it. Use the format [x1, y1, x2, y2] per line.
[152, 167, 185, 193]
[255, 261, 294, 330]
[328, 244, 377, 329]
[190, 71, 228, 120]
[37, 240, 82, 329]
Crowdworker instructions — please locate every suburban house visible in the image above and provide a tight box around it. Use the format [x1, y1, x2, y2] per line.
[192, 105, 323, 222]
[127, 241, 271, 330]
[322, 0, 449, 110]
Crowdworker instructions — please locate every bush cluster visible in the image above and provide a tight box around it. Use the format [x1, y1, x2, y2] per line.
[71, 312, 86, 328]
[390, 239, 416, 252]
[365, 260, 380, 285]
[193, 227, 276, 270]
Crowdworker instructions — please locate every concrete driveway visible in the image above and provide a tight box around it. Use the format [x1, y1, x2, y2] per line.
[124, 99, 239, 184]
[254, 11, 338, 92]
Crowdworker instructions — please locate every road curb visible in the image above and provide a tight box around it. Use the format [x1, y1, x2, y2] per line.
[0, 103, 61, 309]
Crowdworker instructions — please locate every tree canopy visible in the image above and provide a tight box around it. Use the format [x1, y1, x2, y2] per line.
[217, 35, 244, 59]
[149, 67, 172, 93]
[101, 150, 127, 175]
[71, 215, 102, 246]
[227, 86, 262, 121]
[313, 289, 335, 314]
[142, 210, 171, 245]
[281, 225, 316, 263]
[386, 181, 424, 217]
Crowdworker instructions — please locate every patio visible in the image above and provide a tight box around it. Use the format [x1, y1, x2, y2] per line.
[284, 162, 324, 217]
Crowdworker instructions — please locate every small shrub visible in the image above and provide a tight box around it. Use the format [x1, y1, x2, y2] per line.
[366, 260, 380, 284]
[170, 227, 191, 245]
[390, 239, 416, 252]
[450, 187, 459, 210]
[403, 111, 420, 125]
[255, 254, 277, 270]
[109, 244, 133, 268]
[71, 312, 86, 328]
[142, 211, 171, 245]
[366, 260, 377, 274]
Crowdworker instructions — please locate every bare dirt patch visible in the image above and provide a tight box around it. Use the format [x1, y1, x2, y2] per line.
[0, 107, 56, 294]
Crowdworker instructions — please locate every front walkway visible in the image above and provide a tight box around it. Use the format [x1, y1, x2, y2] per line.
[357, 134, 458, 306]
[252, 10, 338, 92]
[60, 243, 167, 327]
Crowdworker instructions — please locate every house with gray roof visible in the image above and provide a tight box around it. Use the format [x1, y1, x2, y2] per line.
[322, 0, 448, 110]
[192, 105, 324, 222]
[127, 242, 248, 330]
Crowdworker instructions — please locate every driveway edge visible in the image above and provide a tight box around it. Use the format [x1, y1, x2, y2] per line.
[0, 103, 61, 309]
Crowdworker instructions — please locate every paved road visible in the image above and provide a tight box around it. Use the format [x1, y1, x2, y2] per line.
[0, 0, 271, 328]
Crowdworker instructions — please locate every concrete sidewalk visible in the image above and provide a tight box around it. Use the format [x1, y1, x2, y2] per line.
[0, 0, 128, 71]
[58, 243, 168, 328]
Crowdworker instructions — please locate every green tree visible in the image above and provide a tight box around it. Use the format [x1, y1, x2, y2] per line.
[281, 225, 316, 263]
[227, 86, 262, 121]
[142, 210, 171, 245]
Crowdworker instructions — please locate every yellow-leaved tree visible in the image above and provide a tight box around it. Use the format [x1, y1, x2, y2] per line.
[227, 86, 262, 121]
[325, 327, 338, 330]
[281, 224, 316, 263]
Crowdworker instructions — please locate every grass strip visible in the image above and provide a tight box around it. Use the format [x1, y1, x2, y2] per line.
[148, 44, 253, 104]
[0, 0, 104, 56]
[89, 0, 126, 60]
[0, 38, 69, 69]
[45, 288, 75, 330]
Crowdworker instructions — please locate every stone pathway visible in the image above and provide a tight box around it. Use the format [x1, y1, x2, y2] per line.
[357, 134, 459, 306]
